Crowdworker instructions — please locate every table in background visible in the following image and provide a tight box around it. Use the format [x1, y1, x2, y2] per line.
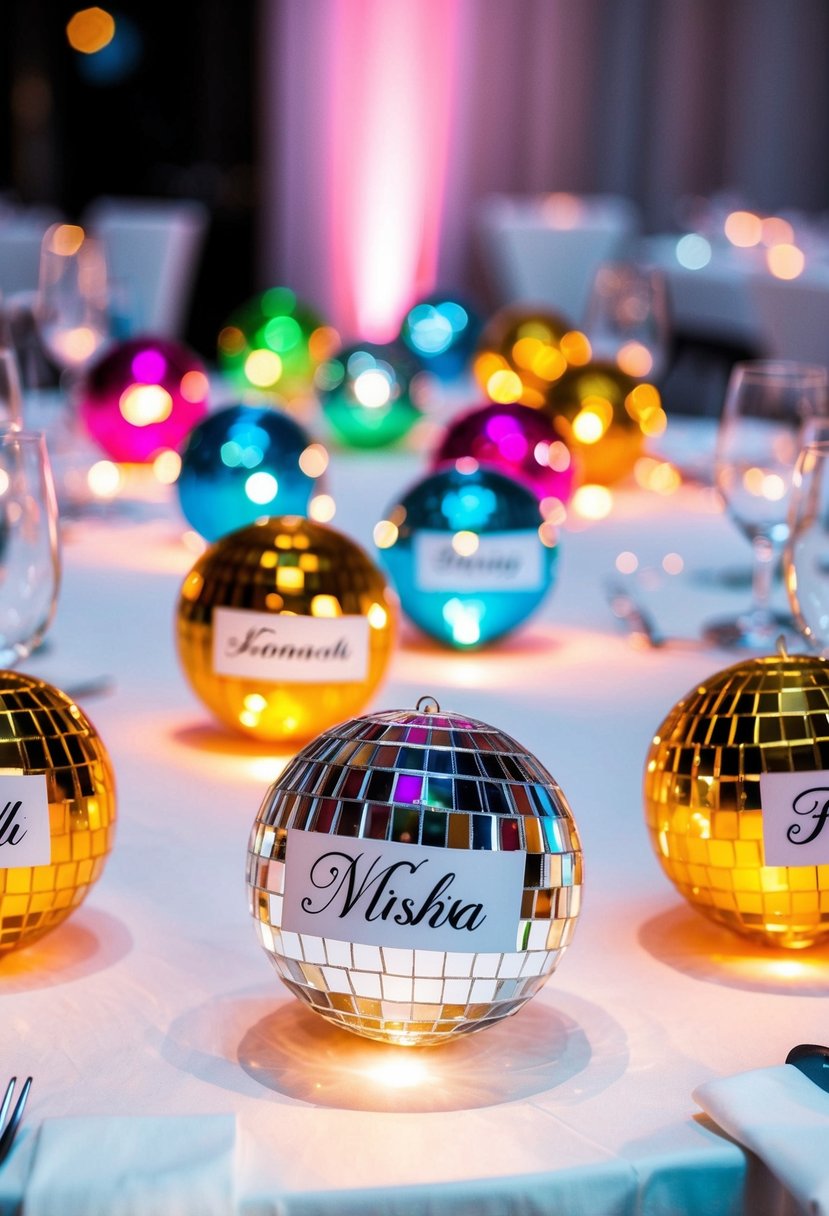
[0, 444, 825, 1216]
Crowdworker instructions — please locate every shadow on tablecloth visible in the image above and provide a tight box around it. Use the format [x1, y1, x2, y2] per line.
[638, 903, 829, 996]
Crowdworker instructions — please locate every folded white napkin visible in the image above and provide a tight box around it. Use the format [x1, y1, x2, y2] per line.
[694, 1064, 829, 1214]
[23, 1113, 237, 1216]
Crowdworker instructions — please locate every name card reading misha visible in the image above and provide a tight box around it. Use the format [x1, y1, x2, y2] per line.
[212, 607, 369, 684]
[760, 771, 829, 867]
[282, 829, 526, 953]
[0, 772, 51, 869]
[415, 531, 543, 592]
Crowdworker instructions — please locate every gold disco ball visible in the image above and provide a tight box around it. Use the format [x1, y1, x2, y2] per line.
[176, 517, 397, 744]
[247, 699, 583, 1045]
[644, 652, 829, 949]
[472, 305, 582, 408]
[541, 363, 665, 485]
[0, 672, 116, 954]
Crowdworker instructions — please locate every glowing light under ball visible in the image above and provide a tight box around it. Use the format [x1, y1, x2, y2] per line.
[432, 402, 575, 506]
[218, 288, 339, 400]
[176, 403, 328, 542]
[542, 363, 665, 486]
[316, 341, 425, 449]
[399, 292, 481, 379]
[376, 464, 557, 648]
[78, 336, 209, 463]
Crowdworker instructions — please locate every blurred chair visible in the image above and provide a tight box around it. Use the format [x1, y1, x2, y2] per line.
[476, 193, 641, 327]
[746, 269, 829, 365]
[0, 206, 62, 298]
[82, 197, 209, 338]
[640, 235, 762, 349]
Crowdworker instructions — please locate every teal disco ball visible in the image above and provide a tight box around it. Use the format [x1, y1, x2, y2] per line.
[315, 341, 426, 449]
[375, 464, 558, 648]
[176, 403, 328, 541]
[399, 291, 482, 379]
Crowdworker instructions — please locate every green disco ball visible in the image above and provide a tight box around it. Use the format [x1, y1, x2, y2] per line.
[316, 341, 425, 449]
[218, 288, 339, 401]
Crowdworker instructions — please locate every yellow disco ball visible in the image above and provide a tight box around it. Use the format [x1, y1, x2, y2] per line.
[542, 363, 665, 485]
[247, 699, 583, 1045]
[0, 672, 116, 954]
[472, 305, 578, 408]
[644, 652, 829, 949]
[176, 517, 397, 744]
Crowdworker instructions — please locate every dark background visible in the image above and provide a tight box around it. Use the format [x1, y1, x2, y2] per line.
[0, 0, 258, 358]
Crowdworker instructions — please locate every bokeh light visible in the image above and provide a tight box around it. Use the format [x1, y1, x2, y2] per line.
[72, 10, 141, 84]
[675, 234, 712, 270]
[767, 244, 805, 280]
[66, 7, 115, 53]
[761, 217, 794, 247]
[571, 484, 613, 520]
[724, 210, 763, 247]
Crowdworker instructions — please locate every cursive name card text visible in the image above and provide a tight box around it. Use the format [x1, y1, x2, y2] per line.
[760, 770, 829, 866]
[0, 772, 51, 869]
[414, 530, 544, 592]
[212, 607, 370, 683]
[282, 829, 526, 952]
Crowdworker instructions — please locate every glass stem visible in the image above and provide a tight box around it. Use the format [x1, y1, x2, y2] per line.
[750, 534, 776, 623]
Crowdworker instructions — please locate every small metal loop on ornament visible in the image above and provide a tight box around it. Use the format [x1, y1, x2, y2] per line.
[777, 634, 789, 658]
[415, 695, 441, 713]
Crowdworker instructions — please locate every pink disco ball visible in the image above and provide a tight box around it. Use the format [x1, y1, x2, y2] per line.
[432, 402, 576, 505]
[78, 336, 210, 463]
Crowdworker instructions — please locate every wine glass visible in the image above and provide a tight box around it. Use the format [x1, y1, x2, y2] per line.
[35, 224, 111, 514]
[584, 262, 670, 380]
[0, 347, 24, 430]
[36, 223, 109, 375]
[0, 430, 61, 666]
[784, 434, 829, 653]
[705, 361, 829, 649]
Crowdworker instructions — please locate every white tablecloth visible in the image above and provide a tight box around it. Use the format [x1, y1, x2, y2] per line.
[0, 437, 824, 1216]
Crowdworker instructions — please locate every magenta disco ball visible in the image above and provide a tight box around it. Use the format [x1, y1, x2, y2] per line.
[432, 402, 576, 505]
[78, 335, 210, 463]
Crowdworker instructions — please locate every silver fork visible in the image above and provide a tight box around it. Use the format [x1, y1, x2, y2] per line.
[0, 1076, 32, 1166]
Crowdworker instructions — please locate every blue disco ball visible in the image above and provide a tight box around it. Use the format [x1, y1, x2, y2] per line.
[176, 404, 327, 541]
[375, 464, 558, 648]
[399, 292, 481, 379]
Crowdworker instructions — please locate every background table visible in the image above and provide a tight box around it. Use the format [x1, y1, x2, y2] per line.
[1, 430, 825, 1215]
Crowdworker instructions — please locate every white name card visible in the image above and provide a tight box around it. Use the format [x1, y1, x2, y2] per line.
[414, 530, 543, 592]
[282, 829, 526, 953]
[760, 771, 829, 866]
[212, 607, 369, 684]
[0, 772, 51, 869]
